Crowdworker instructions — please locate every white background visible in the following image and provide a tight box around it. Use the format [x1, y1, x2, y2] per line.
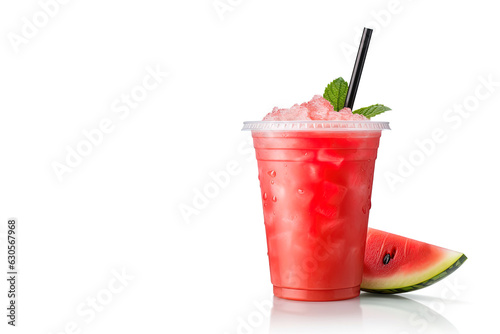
[0, 0, 498, 333]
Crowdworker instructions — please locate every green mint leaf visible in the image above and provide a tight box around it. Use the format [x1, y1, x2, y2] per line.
[323, 77, 348, 111]
[353, 104, 391, 119]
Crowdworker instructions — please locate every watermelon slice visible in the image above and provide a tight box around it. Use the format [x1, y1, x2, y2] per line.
[361, 228, 467, 294]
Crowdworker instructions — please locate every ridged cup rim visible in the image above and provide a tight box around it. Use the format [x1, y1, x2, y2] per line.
[242, 120, 390, 131]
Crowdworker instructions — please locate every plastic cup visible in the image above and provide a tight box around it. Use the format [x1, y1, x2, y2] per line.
[242, 120, 390, 301]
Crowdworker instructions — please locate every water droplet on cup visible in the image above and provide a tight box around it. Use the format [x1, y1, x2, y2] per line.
[298, 189, 304, 194]
[263, 192, 267, 200]
[272, 196, 277, 202]
[267, 170, 276, 177]
[362, 206, 367, 214]
[271, 180, 274, 185]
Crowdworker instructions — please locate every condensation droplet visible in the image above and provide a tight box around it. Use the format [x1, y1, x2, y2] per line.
[304, 152, 308, 156]
[284, 164, 287, 167]
[298, 189, 304, 194]
[271, 180, 274, 185]
[263, 192, 267, 200]
[267, 170, 276, 177]
[273, 211, 276, 215]
[362, 206, 367, 214]
[272, 196, 277, 202]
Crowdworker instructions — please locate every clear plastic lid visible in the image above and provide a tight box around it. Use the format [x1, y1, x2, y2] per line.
[242, 121, 390, 131]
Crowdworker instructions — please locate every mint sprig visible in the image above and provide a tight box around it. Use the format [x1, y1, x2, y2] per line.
[323, 77, 348, 111]
[323, 77, 391, 118]
[353, 104, 391, 119]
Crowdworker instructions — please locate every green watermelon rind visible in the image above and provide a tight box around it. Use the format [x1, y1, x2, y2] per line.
[361, 254, 467, 294]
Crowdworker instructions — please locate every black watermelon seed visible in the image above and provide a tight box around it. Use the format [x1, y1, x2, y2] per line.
[383, 253, 391, 265]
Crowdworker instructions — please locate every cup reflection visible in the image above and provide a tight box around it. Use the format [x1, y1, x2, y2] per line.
[269, 295, 363, 333]
[269, 293, 459, 333]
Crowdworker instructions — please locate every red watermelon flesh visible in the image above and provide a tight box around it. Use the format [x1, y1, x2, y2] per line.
[361, 228, 467, 294]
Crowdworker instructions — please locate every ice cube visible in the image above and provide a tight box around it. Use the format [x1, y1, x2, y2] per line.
[313, 182, 348, 218]
[262, 96, 369, 121]
[316, 149, 345, 166]
[301, 95, 334, 120]
[263, 104, 308, 121]
[321, 181, 348, 206]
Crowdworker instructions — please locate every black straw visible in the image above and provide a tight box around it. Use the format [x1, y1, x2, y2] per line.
[345, 28, 373, 110]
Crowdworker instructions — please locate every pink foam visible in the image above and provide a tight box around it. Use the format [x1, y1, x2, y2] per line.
[263, 95, 368, 121]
